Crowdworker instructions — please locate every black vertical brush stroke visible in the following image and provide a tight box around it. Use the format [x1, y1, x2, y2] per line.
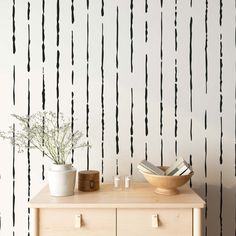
[71, 0, 74, 24]
[41, 68, 45, 180]
[130, 88, 134, 176]
[12, 124, 15, 229]
[101, 0, 104, 17]
[190, 0, 192, 7]
[130, 88, 134, 158]
[205, 137, 207, 177]
[174, 60, 177, 118]
[86, 14, 89, 138]
[71, 31, 74, 164]
[56, 50, 60, 128]
[56, 0, 60, 47]
[175, 140, 177, 157]
[189, 155, 192, 187]
[145, 21, 148, 43]
[27, 12, 31, 236]
[41, 0, 46, 181]
[219, 2, 223, 164]
[13, 66, 15, 106]
[71, 31, 74, 66]
[71, 91, 74, 164]
[220, 171, 223, 236]
[116, 72, 119, 155]
[145, 0, 148, 13]
[130, 0, 133, 73]
[161, 139, 163, 166]
[27, 78, 31, 236]
[87, 141, 90, 170]
[174, 0, 178, 52]
[86, 14, 90, 168]
[205, 111, 207, 178]
[205, 0, 208, 94]
[116, 7, 119, 70]
[116, 159, 119, 176]
[115, 7, 119, 155]
[205, 110, 207, 130]
[56, 0, 60, 129]
[27, 0, 30, 98]
[160, 3, 164, 168]
[174, 0, 178, 157]
[189, 17, 193, 113]
[190, 119, 192, 141]
[13, 183, 15, 228]
[42, 0, 45, 62]
[174, 58, 178, 156]
[27, 26, 31, 72]
[145, 142, 148, 160]
[101, 23, 105, 182]
[160, 12, 163, 136]
[189, 17, 193, 148]
[12, 0, 16, 54]
[145, 54, 148, 136]
[42, 68, 45, 110]
[27, 1, 30, 20]
[219, 0, 223, 26]
[87, 0, 89, 11]
[220, 34, 223, 113]
[220, 117, 223, 164]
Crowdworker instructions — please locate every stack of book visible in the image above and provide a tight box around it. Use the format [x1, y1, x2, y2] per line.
[137, 157, 193, 176]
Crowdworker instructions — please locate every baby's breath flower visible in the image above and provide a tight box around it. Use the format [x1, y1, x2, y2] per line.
[0, 112, 89, 164]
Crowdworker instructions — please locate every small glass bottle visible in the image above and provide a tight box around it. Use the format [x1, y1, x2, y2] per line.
[124, 175, 132, 190]
[113, 175, 121, 190]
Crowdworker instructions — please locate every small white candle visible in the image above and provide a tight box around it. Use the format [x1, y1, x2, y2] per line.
[125, 176, 131, 189]
[114, 176, 120, 188]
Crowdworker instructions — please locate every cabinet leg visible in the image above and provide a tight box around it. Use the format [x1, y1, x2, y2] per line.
[32, 208, 39, 236]
[193, 208, 201, 236]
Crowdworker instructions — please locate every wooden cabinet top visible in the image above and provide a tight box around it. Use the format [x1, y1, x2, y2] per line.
[29, 182, 205, 209]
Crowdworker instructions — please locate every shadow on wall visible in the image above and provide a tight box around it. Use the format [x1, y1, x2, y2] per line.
[194, 184, 236, 236]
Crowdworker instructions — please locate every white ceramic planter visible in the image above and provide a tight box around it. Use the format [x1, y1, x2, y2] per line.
[48, 164, 76, 197]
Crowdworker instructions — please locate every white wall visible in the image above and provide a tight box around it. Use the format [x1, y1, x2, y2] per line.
[0, 0, 235, 235]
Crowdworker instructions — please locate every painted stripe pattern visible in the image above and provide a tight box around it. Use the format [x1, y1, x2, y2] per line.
[219, 0, 223, 165]
[101, 22, 105, 182]
[41, 0, 46, 181]
[12, 0, 16, 54]
[86, 8, 90, 170]
[27, 2, 31, 236]
[174, 0, 178, 157]
[160, 1, 163, 166]
[115, 6, 119, 175]
[56, 0, 60, 129]
[12, 0, 16, 234]
[144, 0, 149, 160]
[130, 88, 134, 175]
[130, 0, 134, 73]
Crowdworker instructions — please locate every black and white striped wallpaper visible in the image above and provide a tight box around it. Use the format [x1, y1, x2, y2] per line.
[0, 0, 235, 235]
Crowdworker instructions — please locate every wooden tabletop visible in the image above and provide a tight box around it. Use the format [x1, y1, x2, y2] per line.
[28, 182, 205, 209]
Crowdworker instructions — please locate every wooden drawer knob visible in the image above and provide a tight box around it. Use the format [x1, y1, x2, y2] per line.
[75, 214, 82, 228]
[152, 214, 159, 228]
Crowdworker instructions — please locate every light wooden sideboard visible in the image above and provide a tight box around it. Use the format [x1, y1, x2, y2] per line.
[29, 183, 205, 236]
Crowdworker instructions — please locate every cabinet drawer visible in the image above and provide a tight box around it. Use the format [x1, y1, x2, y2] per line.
[117, 208, 192, 236]
[39, 208, 116, 236]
